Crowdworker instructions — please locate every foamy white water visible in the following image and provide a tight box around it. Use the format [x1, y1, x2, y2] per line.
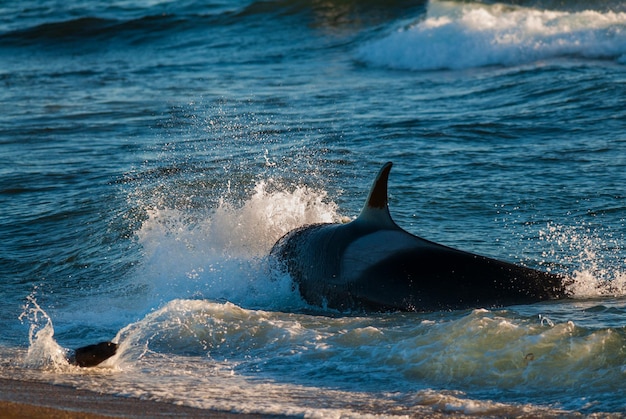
[358, 0, 626, 70]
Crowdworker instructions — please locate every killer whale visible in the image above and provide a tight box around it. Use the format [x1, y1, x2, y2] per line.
[271, 162, 570, 312]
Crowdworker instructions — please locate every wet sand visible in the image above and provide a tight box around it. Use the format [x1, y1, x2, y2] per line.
[0, 378, 268, 418]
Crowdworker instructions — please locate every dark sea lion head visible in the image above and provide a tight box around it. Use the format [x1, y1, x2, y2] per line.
[70, 341, 118, 368]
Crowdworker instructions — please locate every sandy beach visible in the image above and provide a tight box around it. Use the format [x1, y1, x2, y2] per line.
[0, 378, 268, 418]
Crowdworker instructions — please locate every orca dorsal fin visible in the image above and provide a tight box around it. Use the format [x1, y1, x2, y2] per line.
[356, 162, 397, 229]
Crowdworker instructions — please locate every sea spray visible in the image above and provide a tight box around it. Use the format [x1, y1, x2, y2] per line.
[538, 221, 626, 297]
[131, 179, 339, 311]
[19, 291, 68, 369]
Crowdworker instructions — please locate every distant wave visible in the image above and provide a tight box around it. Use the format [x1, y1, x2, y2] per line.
[357, 0, 626, 70]
[0, 13, 218, 47]
[0, 0, 426, 47]
[0, 17, 115, 44]
[0, 2, 276, 47]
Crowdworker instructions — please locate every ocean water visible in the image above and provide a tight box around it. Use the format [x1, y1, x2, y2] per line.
[1, 0, 626, 416]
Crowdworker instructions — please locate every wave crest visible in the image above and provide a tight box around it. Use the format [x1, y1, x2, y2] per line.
[357, 0, 626, 70]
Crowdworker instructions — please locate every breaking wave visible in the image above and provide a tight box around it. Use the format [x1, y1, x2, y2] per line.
[357, 0, 626, 70]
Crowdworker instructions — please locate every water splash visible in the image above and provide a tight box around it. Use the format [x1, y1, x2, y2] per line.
[18, 290, 68, 369]
[538, 222, 626, 297]
[131, 180, 340, 311]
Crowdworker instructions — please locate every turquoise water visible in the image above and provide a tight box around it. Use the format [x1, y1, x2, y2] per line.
[1, 0, 625, 416]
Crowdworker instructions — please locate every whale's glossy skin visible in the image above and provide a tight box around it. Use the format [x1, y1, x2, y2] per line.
[271, 162, 570, 312]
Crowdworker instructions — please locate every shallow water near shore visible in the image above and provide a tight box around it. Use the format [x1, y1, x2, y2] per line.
[1, 0, 626, 416]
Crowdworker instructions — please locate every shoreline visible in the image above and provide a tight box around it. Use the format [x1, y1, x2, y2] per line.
[0, 377, 270, 418]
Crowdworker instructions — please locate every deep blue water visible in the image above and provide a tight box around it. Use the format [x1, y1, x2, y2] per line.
[1, 0, 626, 416]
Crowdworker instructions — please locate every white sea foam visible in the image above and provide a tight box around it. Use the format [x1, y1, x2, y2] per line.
[357, 0, 626, 70]
[132, 180, 339, 311]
